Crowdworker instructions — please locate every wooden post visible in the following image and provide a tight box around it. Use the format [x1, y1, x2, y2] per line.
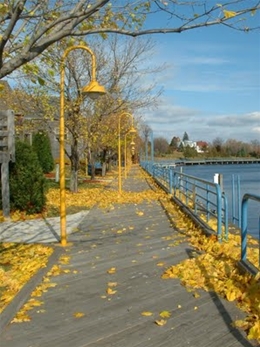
[0, 110, 15, 218]
[214, 173, 224, 192]
[55, 163, 59, 182]
[1, 161, 10, 218]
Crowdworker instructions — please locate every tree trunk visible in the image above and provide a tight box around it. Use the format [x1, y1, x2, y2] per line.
[70, 169, 78, 192]
[102, 162, 106, 177]
[70, 139, 79, 192]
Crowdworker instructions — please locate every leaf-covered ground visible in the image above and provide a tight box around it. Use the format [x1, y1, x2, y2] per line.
[0, 243, 53, 314]
[0, 169, 259, 342]
[161, 199, 260, 342]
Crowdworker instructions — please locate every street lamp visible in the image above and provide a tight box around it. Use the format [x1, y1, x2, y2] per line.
[118, 113, 136, 194]
[60, 45, 106, 246]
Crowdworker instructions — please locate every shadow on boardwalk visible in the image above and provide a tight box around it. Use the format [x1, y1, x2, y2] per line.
[0, 166, 257, 347]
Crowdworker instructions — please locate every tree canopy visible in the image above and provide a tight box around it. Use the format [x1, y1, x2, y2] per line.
[0, 0, 259, 79]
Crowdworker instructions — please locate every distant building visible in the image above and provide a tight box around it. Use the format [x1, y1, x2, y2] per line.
[196, 141, 208, 153]
[0, 80, 63, 159]
[178, 139, 208, 153]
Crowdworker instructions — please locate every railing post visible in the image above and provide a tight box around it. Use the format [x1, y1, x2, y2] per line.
[193, 185, 196, 211]
[241, 196, 248, 262]
[216, 184, 222, 242]
[169, 168, 173, 194]
[237, 176, 241, 228]
[222, 194, 228, 241]
[232, 174, 235, 224]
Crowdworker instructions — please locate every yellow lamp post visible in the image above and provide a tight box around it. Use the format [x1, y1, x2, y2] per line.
[118, 113, 136, 194]
[124, 135, 136, 179]
[60, 45, 106, 246]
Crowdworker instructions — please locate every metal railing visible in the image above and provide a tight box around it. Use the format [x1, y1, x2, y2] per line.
[231, 174, 241, 228]
[142, 162, 228, 242]
[240, 193, 260, 273]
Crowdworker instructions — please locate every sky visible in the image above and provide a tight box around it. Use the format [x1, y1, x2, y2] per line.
[139, 5, 260, 144]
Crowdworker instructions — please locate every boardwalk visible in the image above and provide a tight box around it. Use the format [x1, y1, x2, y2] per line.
[0, 166, 256, 347]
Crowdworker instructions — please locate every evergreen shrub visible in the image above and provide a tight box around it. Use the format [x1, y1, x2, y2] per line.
[8, 141, 47, 214]
[32, 131, 54, 173]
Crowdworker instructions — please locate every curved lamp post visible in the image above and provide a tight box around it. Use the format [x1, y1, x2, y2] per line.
[118, 112, 136, 194]
[60, 45, 106, 246]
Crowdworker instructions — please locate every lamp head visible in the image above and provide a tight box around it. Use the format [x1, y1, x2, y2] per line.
[82, 80, 106, 100]
[128, 126, 136, 135]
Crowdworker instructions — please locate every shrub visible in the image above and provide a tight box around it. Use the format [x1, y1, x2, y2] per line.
[8, 141, 47, 214]
[32, 131, 54, 173]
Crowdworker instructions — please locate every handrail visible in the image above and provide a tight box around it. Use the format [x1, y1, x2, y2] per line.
[142, 161, 228, 242]
[241, 193, 260, 271]
[171, 170, 227, 241]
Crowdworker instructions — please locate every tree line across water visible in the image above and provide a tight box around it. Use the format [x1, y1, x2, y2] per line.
[152, 132, 260, 158]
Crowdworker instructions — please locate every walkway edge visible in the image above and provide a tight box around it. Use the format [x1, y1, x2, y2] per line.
[0, 246, 64, 333]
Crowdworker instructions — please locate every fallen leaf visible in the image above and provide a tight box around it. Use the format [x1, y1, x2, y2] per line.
[157, 262, 165, 267]
[106, 287, 117, 295]
[193, 292, 200, 298]
[141, 311, 153, 316]
[155, 319, 167, 326]
[107, 282, 117, 287]
[107, 267, 116, 274]
[73, 312, 85, 318]
[159, 310, 171, 318]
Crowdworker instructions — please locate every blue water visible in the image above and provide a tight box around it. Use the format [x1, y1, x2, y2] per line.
[161, 162, 260, 238]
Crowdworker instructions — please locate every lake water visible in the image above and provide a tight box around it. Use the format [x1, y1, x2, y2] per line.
[160, 162, 260, 239]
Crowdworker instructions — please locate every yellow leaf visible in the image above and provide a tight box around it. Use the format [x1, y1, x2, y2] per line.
[59, 255, 70, 264]
[136, 211, 144, 216]
[194, 306, 198, 310]
[107, 267, 116, 274]
[141, 311, 153, 316]
[248, 321, 260, 340]
[107, 282, 117, 287]
[177, 305, 182, 309]
[73, 312, 85, 318]
[155, 319, 167, 326]
[159, 310, 171, 318]
[157, 262, 165, 267]
[223, 9, 237, 18]
[106, 287, 117, 295]
[226, 290, 237, 302]
[193, 292, 200, 298]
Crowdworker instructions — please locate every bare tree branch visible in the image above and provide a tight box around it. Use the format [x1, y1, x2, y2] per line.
[0, 0, 259, 79]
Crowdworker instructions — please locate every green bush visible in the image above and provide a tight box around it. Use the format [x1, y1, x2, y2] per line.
[7, 141, 47, 214]
[32, 131, 54, 173]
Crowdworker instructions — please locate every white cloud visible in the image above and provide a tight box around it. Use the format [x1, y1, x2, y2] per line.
[142, 103, 260, 143]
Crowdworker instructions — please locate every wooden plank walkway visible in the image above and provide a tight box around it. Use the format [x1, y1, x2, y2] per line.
[0, 166, 256, 347]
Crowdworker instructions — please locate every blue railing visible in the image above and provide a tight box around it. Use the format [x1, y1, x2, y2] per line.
[141, 162, 228, 242]
[231, 174, 241, 228]
[240, 193, 260, 273]
[141, 161, 260, 276]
